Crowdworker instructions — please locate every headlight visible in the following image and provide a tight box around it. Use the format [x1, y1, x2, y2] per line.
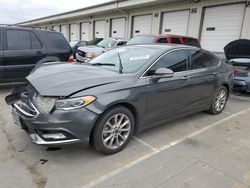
[55, 96, 96, 111]
[36, 95, 56, 113]
[86, 52, 96, 59]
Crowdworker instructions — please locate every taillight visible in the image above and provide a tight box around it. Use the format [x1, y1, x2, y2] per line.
[68, 52, 76, 63]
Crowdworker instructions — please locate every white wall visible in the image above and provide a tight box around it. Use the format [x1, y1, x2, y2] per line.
[36, 0, 250, 46]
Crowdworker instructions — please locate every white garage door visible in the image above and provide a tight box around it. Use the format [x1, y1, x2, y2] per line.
[70, 23, 80, 42]
[161, 10, 190, 35]
[201, 4, 245, 51]
[94, 20, 106, 38]
[111, 18, 126, 38]
[81, 22, 91, 41]
[60, 24, 68, 40]
[53, 25, 60, 32]
[132, 14, 153, 36]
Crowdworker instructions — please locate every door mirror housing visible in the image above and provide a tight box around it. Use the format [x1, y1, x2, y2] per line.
[152, 68, 174, 81]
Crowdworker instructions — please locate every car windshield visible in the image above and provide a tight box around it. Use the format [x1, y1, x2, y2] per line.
[230, 58, 250, 67]
[127, 35, 155, 45]
[97, 38, 116, 48]
[88, 38, 103, 45]
[69, 41, 79, 47]
[88, 46, 159, 74]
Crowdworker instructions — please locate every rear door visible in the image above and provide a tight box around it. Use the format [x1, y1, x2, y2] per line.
[3, 29, 47, 81]
[187, 49, 220, 110]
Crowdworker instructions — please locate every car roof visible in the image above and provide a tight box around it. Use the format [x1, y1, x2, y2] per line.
[126, 44, 200, 51]
[108, 37, 128, 42]
[133, 34, 198, 40]
[0, 25, 57, 32]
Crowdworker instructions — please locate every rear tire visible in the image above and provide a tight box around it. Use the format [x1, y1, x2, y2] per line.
[92, 106, 135, 155]
[208, 86, 228, 115]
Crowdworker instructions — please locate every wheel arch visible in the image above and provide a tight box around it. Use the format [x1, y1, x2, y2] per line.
[89, 102, 140, 144]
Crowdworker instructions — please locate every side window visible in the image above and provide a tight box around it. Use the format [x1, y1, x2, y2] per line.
[156, 38, 167, 44]
[191, 50, 219, 70]
[147, 50, 188, 76]
[45, 32, 70, 50]
[183, 38, 200, 47]
[116, 41, 126, 46]
[7, 30, 30, 50]
[171, 37, 181, 44]
[31, 32, 42, 49]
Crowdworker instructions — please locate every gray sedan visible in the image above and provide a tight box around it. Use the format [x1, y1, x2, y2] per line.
[6, 45, 234, 155]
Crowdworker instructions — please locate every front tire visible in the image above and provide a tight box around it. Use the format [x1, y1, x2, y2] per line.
[92, 106, 135, 155]
[208, 86, 228, 115]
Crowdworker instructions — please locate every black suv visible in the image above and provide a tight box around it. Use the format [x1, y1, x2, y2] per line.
[0, 25, 71, 83]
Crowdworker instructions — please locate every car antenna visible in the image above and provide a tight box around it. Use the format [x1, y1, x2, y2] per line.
[117, 52, 123, 74]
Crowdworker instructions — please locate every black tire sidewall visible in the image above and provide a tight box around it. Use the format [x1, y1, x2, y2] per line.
[92, 106, 135, 155]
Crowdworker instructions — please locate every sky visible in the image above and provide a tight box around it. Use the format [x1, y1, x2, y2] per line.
[0, 0, 111, 24]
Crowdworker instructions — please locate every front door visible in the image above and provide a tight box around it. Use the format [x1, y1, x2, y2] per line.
[144, 49, 192, 127]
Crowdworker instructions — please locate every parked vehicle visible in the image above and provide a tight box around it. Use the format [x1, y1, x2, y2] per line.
[0, 25, 71, 83]
[6, 44, 233, 154]
[224, 39, 250, 93]
[70, 40, 88, 58]
[126, 34, 201, 47]
[76, 38, 128, 62]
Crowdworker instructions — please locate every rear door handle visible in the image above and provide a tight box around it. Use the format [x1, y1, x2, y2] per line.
[181, 76, 190, 80]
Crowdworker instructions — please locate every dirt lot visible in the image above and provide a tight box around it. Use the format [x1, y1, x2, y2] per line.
[0, 86, 250, 188]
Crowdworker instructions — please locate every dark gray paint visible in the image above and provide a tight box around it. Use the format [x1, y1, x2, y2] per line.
[7, 45, 234, 145]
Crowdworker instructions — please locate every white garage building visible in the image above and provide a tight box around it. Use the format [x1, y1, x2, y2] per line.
[19, 0, 250, 52]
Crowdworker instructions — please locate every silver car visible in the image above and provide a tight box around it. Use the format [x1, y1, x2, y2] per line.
[76, 38, 128, 63]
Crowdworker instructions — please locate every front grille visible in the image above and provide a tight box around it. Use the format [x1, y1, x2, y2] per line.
[77, 50, 86, 57]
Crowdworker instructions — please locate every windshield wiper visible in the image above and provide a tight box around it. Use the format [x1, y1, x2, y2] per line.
[91, 63, 115, 66]
[117, 52, 123, 74]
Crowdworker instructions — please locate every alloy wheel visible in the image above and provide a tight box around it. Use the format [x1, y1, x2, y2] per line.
[215, 89, 227, 112]
[102, 113, 131, 150]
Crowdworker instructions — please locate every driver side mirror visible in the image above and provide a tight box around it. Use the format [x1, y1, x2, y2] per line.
[152, 68, 174, 82]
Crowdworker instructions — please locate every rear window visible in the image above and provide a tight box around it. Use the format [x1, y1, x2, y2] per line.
[127, 35, 155, 45]
[45, 32, 70, 50]
[183, 37, 200, 47]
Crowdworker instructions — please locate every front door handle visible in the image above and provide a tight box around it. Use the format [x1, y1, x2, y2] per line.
[181, 76, 190, 80]
[213, 72, 218, 75]
[36, 51, 42, 55]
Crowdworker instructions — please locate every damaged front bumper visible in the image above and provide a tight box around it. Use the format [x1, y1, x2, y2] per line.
[6, 85, 98, 146]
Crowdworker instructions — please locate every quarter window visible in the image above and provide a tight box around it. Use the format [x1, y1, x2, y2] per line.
[191, 50, 219, 70]
[147, 50, 188, 76]
[7, 30, 30, 50]
[45, 31, 70, 50]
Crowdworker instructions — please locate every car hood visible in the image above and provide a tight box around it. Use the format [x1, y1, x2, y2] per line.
[224, 39, 250, 60]
[78, 45, 104, 53]
[27, 62, 123, 97]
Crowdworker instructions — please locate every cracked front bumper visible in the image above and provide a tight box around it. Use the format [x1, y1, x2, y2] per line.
[12, 101, 99, 146]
